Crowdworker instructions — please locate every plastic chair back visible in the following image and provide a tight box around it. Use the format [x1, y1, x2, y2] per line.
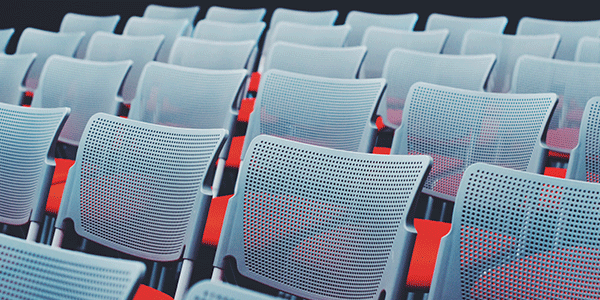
[193, 20, 266, 42]
[59, 13, 120, 58]
[143, 4, 200, 25]
[0, 53, 36, 105]
[169, 37, 255, 71]
[566, 97, 600, 182]
[204, 6, 266, 23]
[269, 8, 338, 27]
[0, 28, 14, 53]
[184, 280, 278, 300]
[344, 11, 418, 46]
[575, 36, 600, 63]
[123, 16, 190, 62]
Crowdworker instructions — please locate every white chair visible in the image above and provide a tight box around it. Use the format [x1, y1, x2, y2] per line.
[269, 7, 338, 27]
[204, 6, 266, 23]
[575, 36, 600, 62]
[59, 13, 120, 58]
[168, 37, 255, 71]
[123, 16, 190, 62]
[0, 28, 14, 53]
[343, 11, 418, 46]
[142, 4, 200, 25]
[0, 53, 36, 105]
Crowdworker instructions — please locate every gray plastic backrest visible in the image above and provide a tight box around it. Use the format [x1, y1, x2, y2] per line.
[193, 20, 266, 42]
[0, 233, 145, 299]
[360, 27, 449, 78]
[15, 28, 84, 90]
[169, 37, 255, 70]
[344, 11, 418, 47]
[575, 36, 600, 62]
[391, 82, 557, 201]
[516, 17, 600, 61]
[425, 13, 508, 54]
[0, 28, 14, 53]
[379, 48, 496, 128]
[215, 135, 432, 300]
[566, 97, 600, 182]
[123, 16, 190, 63]
[0, 103, 69, 226]
[269, 8, 338, 27]
[55, 113, 227, 262]
[59, 13, 120, 59]
[511, 55, 600, 151]
[0, 53, 36, 105]
[242, 69, 386, 158]
[31, 55, 131, 146]
[429, 163, 600, 300]
[85, 31, 164, 104]
[184, 280, 278, 300]
[264, 41, 367, 79]
[461, 30, 560, 93]
[143, 4, 200, 25]
[204, 6, 266, 23]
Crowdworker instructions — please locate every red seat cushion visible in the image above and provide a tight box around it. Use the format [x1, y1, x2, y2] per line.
[53, 158, 75, 184]
[544, 167, 567, 178]
[46, 182, 65, 215]
[201, 194, 234, 247]
[225, 136, 245, 168]
[372, 147, 391, 155]
[133, 284, 173, 300]
[247, 72, 261, 93]
[237, 98, 256, 123]
[406, 218, 452, 290]
[375, 116, 385, 131]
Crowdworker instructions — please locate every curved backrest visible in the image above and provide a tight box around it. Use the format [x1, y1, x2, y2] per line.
[425, 13, 508, 54]
[344, 11, 418, 46]
[123, 16, 190, 62]
[215, 135, 432, 300]
[391, 82, 557, 201]
[185, 280, 278, 300]
[242, 69, 386, 159]
[55, 113, 227, 262]
[264, 41, 366, 78]
[0, 53, 36, 105]
[511, 55, 600, 151]
[0, 103, 69, 227]
[461, 30, 560, 93]
[360, 27, 449, 78]
[566, 97, 600, 182]
[85, 31, 164, 104]
[204, 6, 266, 23]
[59, 13, 120, 59]
[0, 233, 145, 299]
[169, 37, 255, 71]
[379, 48, 496, 128]
[516, 17, 600, 61]
[575, 36, 600, 62]
[15, 28, 84, 90]
[269, 8, 338, 27]
[430, 163, 600, 300]
[142, 4, 200, 25]
[0, 28, 14, 53]
[193, 20, 266, 42]
[31, 55, 131, 146]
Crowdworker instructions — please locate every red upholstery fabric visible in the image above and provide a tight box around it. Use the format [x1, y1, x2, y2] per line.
[201, 194, 234, 247]
[237, 98, 256, 123]
[544, 167, 567, 178]
[225, 136, 245, 168]
[375, 116, 385, 131]
[548, 150, 570, 160]
[406, 219, 452, 290]
[248, 72, 261, 93]
[372, 147, 391, 155]
[53, 158, 75, 184]
[46, 182, 65, 215]
[133, 284, 173, 300]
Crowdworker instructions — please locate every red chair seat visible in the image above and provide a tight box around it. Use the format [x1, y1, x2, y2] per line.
[544, 167, 567, 178]
[225, 136, 245, 168]
[406, 219, 452, 290]
[133, 284, 173, 300]
[53, 158, 75, 184]
[247, 72, 261, 94]
[237, 98, 256, 123]
[46, 182, 65, 215]
[201, 194, 234, 247]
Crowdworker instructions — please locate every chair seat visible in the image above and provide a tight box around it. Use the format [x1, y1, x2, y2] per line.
[133, 284, 173, 300]
[46, 182, 66, 215]
[406, 218, 451, 290]
[248, 72, 261, 93]
[237, 98, 256, 123]
[202, 194, 234, 247]
[52, 158, 75, 184]
[225, 136, 245, 168]
[544, 167, 567, 178]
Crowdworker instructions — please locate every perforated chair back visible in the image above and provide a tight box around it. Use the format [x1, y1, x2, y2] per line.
[566, 97, 600, 182]
[214, 135, 432, 300]
[142, 4, 200, 25]
[0, 53, 36, 105]
[461, 30, 560, 93]
[123, 16, 190, 62]
[269, 8, 338, 27]
[85, 31, 164, 104]
[360, 27, 449, 78]
[575, 36, 600, 62]
[192, 20, 266, 42]
[516, 17, 600, 61]
[429, 163, 600, 300]
[59, 13, 120, 59]
[379, 48, 496, 128]
[511, 55, 600, 151]
[0, 233, 145, 299]
[0, 28, 14, 53]
[169, 37, 255, 71]
[15, 28, 84, 90]
[344, 11, 418, 47]
[31, 55, 131, 146]
[242, 69, 386, 159]
[184, 280, 278, 300]
[264, 41, 366, 78]
[204, 6, 266, 23]
[391, 82, 557, 201]
[425, 13, 508, 54]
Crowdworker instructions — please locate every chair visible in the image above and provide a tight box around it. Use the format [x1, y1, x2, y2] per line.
[0, 103, 69, 241]
[263, 41, 367, 79]
[15, 28, 84, 91]
[269, 7, 338, 27]
[516, 17, 600, 61]
[379, 48, 496, 129]
[192, 20, 266, 42]
[85, 31, 164, 104]
[461, 30, 560, 93]
[212, 135, 432, 300]
[511, 55, 600, 152]
[0, 28, 14, 53]
[123, 16, 190, 63]
[184, 280, 278, 300]
[0, 233, 145, 299]
[429, 163, 600, 300]
[51, 113, 228, 300]
[59, 12, 120, 59]
[168, 37, 256, 71]
[359, 26, 449, 78]
[204, 6, 266, 23]
[143, 4, 200, 25]
[575, 36, 600, 62]
[343, 11, 418, 46]
[566, 97, 600, 182]
[0, 53, 36, 105]
[424, 13, 508, 55]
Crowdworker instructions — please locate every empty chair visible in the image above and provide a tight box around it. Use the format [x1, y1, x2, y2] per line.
[15, 28, 84, 91]
[511, 55, 600, 152]
[143, 4, 200, 25]
[123, 16, 190, 62]
[204, 6, 266, 23]
[269, 7, 338, 27]
[185, 280, 278, 300]
[212, 135, 432, 300]
[575, 36, 600, 62]
[0, 53, 36, 105]
[424, 13, 508, 54]
[379, 49, 496, 128]
[429, 163, 600, 300]
[0, 233, 145, 299]
[461, 30, 560, 93]
[0, 28, 14, 52]
[169, 37, 255, 71]
[360, 26, 449, 78]
[51, 113, 227, 300]
[193, 20, 266, 42]
[516, 17, 600, 61]
[344, 11, 418, 46]
[566, 97, 600, 182]
[85, 31, 164, 104]
[59, 12, 120, 59]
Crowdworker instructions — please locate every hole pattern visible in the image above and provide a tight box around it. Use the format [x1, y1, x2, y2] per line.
[584, 100, 600, 183]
